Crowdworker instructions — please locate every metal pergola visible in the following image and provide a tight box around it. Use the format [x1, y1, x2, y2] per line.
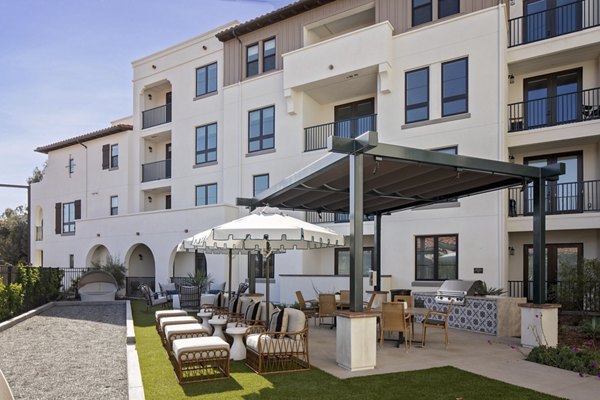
[238, 131, 564, 310]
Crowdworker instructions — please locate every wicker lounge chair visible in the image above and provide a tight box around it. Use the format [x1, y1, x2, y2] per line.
[163, 323, 210, 350]
[172, 336, 230, 383]
[155, 309, 188, 331]
[140, 284, 169, 312]
[244, 307, 309, 374]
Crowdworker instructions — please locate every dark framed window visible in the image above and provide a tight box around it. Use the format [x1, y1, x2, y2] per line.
[334, 247, 373, 276]
[196, 62, 217, 97]
[439, 0, 460, 19]
[415, 234, 458, 280]
[195, 123, 217, 164]
[412, 0, 432, 26]
[195, 183, 217, 206]
[524, 0, 581, 44]
[442, 58, 468, 117]
[249, 253, 275, 279]
[253, 174, 269, 196]
[248, 106, 275, 153]
[263, 38, 276, 72]
[166, 195, 171, 210]
[110, 195, 118, 216]
[68, 156, 75, 176]
[110, 144, 119, 168]
[405, 67, 429, 123]
[195, 251, 207, 279]
[63, 202, 76, 233]
[69, 254, 74, 269]
[247, 43, 259, 77]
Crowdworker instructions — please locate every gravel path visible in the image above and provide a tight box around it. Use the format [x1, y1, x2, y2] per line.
[0, 303, 127, 400]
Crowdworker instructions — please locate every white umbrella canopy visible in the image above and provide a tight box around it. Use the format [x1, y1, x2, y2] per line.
[178, 207, 345, 324]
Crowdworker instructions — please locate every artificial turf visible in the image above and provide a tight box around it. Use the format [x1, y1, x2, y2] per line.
[132, 300, 563, 400]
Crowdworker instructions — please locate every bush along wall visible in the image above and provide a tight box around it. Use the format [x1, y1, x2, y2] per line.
[0, 264, 64, 322]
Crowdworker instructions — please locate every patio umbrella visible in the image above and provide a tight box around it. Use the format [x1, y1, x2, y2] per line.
[182, 206, 345, 325]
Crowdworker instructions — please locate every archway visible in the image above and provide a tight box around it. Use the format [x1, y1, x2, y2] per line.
[125, 243, 155, 296]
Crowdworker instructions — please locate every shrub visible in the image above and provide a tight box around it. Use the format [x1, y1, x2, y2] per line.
[558, 257, 600, 316]
[527, 344, 599, 376]
[0, 281, 24, 320]
[91, 255, 127, 289]
[583, 317, 600, 341]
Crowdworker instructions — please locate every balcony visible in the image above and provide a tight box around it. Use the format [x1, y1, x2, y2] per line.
[306, 211, 374, 224]
[508, 87, 600, 132]
[35, 226, 43, 241]
[508, 0, 600, 47]
[142, 103, 172, 129]
[142, 159, 171, 183]
[507, 179, 600, 217]
[304, 114, 377, 152]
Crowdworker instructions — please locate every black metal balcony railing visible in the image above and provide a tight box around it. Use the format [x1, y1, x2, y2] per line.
[507, 179, 600, 216]
[304, 114, 377, 152]
[305, 211, 375, 224]
[508, 87, 600, 132]
[509, 0, 600, 47]
[142, 103, 172, 129]
[141, 159, 172, 182]
[35, 226, 43, 241]
[509, 280, 600, 312]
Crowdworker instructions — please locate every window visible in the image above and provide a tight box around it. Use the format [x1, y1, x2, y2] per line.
[415, 235, 458, 280]
[69, 254, 74, 269]
[247, 43, 259, 77]
[195, 252, 207, 278]
[110, 144, 118, 168]
[335, 248, 374, 276]
[249, 253, 275, 279]
[434, 146, 457, 154]
[110, 196, 118, 216]
[248, 106, 275, 153]
[524, 69, 581, 129]
[166, 195, 171, 210]
[439, 0, 459, 19]
[253, 174, 269, 196]
[442, 58, 468, 117]
[524, 0, 581, 44]
[412, 0, 432, 26]
[405, 67, 429, 123]
[195, 123, 217, 164]
[263, 38, 276, 72]
[63, 202, 76, 234]
[68, 156, 75, 176]
[196, 62, 217, 97]
[195, 183, 217, 206]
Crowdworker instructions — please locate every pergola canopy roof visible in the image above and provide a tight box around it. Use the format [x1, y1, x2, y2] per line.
[239, 131, 564, 215]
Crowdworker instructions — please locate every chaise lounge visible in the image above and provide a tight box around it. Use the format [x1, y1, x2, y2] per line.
[171, 337, 230, 383]
[78, 270, 118, 302]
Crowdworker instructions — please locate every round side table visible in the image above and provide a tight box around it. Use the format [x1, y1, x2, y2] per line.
[226, 326, 248, 360]
[208, 318, 228, 341]
[197, 311, 213, 334]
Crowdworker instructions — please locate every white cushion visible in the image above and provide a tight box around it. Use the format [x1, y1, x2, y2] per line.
[164, 323, 208, 338]
[159, 316, 197, 331]
[155, 309, 187, 322]
[172, 337, 229, 360]
[284, 308, 305, 337]
[245, 334, 305, 354]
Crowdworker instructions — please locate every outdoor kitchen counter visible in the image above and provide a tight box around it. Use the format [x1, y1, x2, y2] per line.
[413, 292, 527, 336]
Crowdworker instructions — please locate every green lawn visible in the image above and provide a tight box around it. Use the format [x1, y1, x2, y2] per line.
[132, 301, 563, 400]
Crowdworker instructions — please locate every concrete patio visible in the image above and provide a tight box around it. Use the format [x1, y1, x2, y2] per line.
[308, 320, 600, 400]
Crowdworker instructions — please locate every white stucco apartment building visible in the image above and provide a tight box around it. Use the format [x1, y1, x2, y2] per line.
[30, 0, 600, 305]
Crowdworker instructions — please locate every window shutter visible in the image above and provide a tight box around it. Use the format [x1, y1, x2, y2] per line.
[74, 200, 81, 220]
[55, 203, 62, 234]
[102, 144, 110, 169]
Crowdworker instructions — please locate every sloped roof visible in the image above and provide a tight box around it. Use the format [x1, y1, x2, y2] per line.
[34, 124, 133, 154]
[216, 0, 335, 42]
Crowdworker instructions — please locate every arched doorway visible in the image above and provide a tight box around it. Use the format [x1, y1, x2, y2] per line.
[125, 244, 155, 297]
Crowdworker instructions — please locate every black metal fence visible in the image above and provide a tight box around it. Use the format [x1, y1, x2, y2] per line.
[507, 179, 600, 216]
[305, 211, 375, 224]
[509, 280, 600, 312]
[508, 0, 600, 47]
[508, 87, 600, 132]
[0, 265, 88, 296]
[142, 103, 172, 129]
[141, 159, 172, 182]
[304, 114, 377, 152]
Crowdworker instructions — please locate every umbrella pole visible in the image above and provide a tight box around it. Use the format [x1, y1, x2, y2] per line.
[264, 254, 270, 327]
[228, 249, 233, 306]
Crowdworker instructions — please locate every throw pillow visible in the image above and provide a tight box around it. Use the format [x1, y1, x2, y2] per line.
[269, 309, 289, 334]
[245, 301, 262, 321]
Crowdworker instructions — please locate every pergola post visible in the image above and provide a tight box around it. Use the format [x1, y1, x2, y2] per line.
[349, 153, 364, 312]
[532, 176, 547, 304]
[373, 213, 382, 291]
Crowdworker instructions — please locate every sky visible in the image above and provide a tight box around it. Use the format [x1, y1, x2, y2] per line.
[0, 0, 293, 211]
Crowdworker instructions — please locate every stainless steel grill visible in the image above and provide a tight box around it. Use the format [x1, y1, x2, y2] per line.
[435, 280, 484, 305]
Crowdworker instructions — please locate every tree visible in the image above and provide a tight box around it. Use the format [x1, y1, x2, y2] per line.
[0, 207, 28, 265]
[27, 162, 46, 184]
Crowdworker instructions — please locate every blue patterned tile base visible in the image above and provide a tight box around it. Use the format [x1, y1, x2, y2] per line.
[414, 293, 497, 335]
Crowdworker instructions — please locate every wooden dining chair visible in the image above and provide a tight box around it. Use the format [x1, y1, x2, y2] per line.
[296, 290, 317, 322]
[338, 290, 350, 309]
[317, 293, 337, 328]
[380, 301, 411, 351]
[422, 300, 454, 349]
[393, 295, 414, 341]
